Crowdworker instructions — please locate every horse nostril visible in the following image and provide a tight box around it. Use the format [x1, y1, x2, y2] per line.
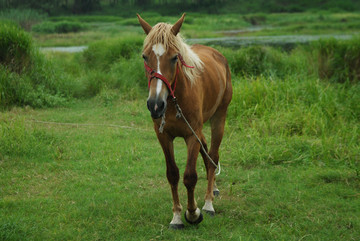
[158, 100, 165, 110]
[147, 98, 166, 119]
[147, 100, 151, 111]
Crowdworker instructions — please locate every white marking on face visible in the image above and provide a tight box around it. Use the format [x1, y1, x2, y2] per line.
[156, 79, 162, 97]
[152, 43, 165, 57]
[152, 44, 166, 97]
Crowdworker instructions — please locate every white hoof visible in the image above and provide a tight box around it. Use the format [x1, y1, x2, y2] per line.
[185, 208, 203, 224]
[170, 211, 184, 228]
[202, 200, 215, 216]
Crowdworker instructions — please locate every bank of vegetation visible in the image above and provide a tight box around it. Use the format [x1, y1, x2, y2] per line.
[1, 21, 360, 108]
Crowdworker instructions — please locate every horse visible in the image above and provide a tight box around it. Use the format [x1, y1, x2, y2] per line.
[137, 13, 232, 229]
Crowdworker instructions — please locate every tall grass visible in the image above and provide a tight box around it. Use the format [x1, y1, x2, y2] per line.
[82, 36, 143, 70]
[316, 37, 360, 82]
[0, 9, 46, 30]
[222, 46, 310, 79]
[227, 77, 359, 169]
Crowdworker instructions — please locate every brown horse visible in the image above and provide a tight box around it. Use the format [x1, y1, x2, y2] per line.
[137, 13, 232, 229]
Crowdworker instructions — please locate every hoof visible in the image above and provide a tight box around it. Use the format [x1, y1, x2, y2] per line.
[213, 189, 220, 197]
[185, 211, 203, 225]
[203, 209, 215, 216]
[169, 223, 185, 230]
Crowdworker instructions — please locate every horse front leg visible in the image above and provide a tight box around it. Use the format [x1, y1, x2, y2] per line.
[183, 135, 203, 224]
[157, 132, 184, 229]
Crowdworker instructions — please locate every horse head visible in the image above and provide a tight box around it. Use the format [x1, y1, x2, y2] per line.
[137, 13, 186, 119]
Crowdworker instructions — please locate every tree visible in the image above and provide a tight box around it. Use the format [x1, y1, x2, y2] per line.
[72, 0, 101, 13]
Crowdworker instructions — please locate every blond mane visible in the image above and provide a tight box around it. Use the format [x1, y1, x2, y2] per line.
[143, 23, 204, 84]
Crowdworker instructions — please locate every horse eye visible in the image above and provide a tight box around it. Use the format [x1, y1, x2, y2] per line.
[171, 55, 178, 62]
[142, 54, 148, 61]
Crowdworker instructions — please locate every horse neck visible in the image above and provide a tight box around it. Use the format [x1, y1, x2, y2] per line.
[173, 65, 190, 101]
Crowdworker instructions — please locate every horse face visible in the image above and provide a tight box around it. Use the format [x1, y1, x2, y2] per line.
[138, 13, 186, 119]
[143, 45, 178, 119]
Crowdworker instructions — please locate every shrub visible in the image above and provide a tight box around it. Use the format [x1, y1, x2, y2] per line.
[0, 22, 76, 108]
[82, 36, 143, 71]
[316, 37, 360, 83]
[54, 21, 85, 33]
[231, 46, 280, 77]
[32, 21, 85, 34]
[0, 22, 32, 72]
[225, 45, 308, 79]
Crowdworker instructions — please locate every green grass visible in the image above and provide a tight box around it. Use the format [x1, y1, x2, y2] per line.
[1, 73, 359, 239]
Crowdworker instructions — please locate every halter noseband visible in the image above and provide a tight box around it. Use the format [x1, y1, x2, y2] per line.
[144, 53, 194, 99]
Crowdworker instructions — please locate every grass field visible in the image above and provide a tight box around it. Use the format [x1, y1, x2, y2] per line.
[1, 10, 360, 240]
[1, 78, 359, 240]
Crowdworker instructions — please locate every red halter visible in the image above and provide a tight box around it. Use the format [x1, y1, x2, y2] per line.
[144, 53, 194, 99]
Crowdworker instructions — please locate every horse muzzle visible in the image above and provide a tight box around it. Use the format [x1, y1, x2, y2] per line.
[147, 98, 167, 119]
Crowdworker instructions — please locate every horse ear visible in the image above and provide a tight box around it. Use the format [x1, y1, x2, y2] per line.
[171, 13, 186, 36]
[137, 13, 152, 35]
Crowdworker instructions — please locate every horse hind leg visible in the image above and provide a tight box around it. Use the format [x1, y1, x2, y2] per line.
[198, 132, 216, 216]
[203, 71, 232, 214]
[202, 107, 229, 216]
[213, 181, 220, 196]
[199, 132, 220, 196]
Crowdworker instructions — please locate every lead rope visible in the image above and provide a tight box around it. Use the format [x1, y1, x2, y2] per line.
[172, 98, 221, 176]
